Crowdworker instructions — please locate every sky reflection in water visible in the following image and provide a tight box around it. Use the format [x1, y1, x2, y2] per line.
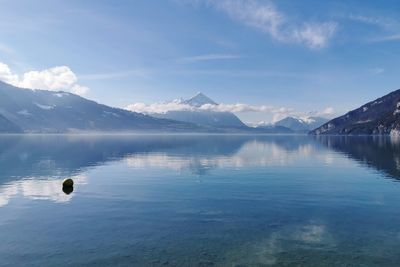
[1, 135, 400, 266]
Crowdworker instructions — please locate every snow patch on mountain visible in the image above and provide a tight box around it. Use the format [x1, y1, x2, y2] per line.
[34, 102, 55, 110]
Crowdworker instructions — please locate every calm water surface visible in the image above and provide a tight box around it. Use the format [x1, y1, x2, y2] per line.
[1, 135, 400, 266]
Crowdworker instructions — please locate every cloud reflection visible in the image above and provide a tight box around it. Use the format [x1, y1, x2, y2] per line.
[230, 222, 331, 266]
[0, 175, 86, 207]
[124, 140, 322, 175]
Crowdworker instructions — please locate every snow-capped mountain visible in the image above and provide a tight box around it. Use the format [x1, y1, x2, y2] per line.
[153, 93, 247, 128]
[0, 81, 206, 133]
[274, 116, 328, 132]
[183, 92, 217, 107]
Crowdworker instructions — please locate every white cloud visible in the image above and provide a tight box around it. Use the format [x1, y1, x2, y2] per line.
[206, 0, 337, 49]
[125, 100, 195, 114]
[178, 54, 241, 63]
[322, 106, 334, 115]
[0, 62, 89, 96]
[20, 66, 77, 90]
[0, 62, 19, 85]
[70, 84, 90, 95]
[199, 103, 293, 114]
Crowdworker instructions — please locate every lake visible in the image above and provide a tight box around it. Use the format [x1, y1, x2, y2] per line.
[1, 135, 400, 266]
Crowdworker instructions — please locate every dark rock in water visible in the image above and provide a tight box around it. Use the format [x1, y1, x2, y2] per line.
[62, 185, 74, 195]
[63, 178, 74, 187]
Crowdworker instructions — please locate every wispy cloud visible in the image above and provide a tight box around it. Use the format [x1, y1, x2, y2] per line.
[203, 0, 337, 49]
[348, 14, 400, 43]
[0, 62, 89, 95]
[369, 68, 385, 75]
[371, 34, 400, 43]
[177, 53, 241, 63]
[348, 14, 398, 30]
[293, 22, 337, 49]
[167, 69, 317, 79]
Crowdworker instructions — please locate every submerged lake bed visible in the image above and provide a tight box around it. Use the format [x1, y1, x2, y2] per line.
[1, 135, 400, 266]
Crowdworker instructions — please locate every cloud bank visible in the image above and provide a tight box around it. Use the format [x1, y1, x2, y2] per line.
[0, 62, 89, 95]
[125, 100, 292, 114]
[125, 99, 334, 123]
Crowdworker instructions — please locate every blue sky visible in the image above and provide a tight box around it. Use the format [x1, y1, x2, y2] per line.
[0, 0, 400, 123]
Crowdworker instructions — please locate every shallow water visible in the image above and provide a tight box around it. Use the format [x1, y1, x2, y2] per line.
[1, 135, 400, 266]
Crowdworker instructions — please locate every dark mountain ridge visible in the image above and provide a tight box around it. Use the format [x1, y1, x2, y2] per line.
[311, 89, 400, 135]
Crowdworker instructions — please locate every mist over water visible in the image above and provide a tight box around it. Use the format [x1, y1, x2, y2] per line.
[1, 135, 400, 266]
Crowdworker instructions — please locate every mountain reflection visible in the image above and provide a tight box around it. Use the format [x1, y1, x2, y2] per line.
[0, 135, 316, 181]
[2, 134, 380, 206]
[124, 137, 318, 174]
[315, 135, 400, 180]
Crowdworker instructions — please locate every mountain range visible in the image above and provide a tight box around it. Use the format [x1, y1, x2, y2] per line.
[311, 89, 400, 135]
[0, 82, 298, 133]
[8, 79, 400, 135]
[0, 81, 208, 133]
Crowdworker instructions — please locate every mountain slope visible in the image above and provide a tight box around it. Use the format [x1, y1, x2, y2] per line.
[275, 116, 328, 132]
[153, 93, 247, 128]
[0, 81, 206, 133]
[310, 89, 400, 135]
[0, 114, 21, 133]
[154, 110, 246, 128]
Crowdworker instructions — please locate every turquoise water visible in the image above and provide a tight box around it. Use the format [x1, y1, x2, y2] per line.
[1, 135, 400, 266]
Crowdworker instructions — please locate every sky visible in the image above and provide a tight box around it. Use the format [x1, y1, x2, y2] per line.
[0, 0, 400, 124]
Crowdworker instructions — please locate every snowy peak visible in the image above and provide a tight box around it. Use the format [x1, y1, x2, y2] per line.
[184, 92, 217, 107]
[153, 92, 247, 128]
[274, 116, 328, 132]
